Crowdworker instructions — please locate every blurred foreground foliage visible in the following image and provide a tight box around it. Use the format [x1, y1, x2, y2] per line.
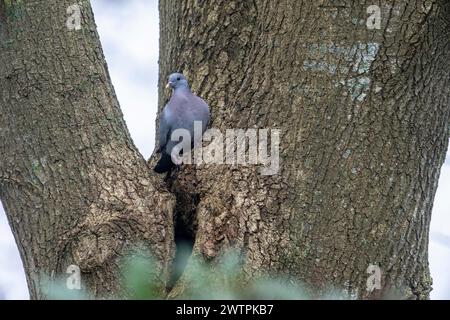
[42, 243, 350, 300]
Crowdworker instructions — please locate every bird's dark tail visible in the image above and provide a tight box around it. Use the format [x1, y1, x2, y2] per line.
[154, 153, 176, 174]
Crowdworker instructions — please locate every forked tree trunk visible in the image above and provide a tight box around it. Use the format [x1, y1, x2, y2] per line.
[0, 0, 449, 299]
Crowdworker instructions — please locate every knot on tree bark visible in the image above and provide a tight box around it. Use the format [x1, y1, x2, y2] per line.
[71, 224, 125, 271]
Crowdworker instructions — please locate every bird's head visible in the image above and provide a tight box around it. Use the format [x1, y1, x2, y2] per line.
[166, 73, 189, 90]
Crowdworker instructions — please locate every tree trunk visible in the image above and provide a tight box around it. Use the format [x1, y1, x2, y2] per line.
[158, 0, 449, 299]
[0, 0, 449, 300]
[0, 0, 175, 299]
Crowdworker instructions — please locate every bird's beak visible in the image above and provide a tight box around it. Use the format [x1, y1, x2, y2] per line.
[166, 82, 173, 89]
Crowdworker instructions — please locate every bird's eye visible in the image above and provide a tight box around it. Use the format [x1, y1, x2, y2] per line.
[177, 77, 181, 81]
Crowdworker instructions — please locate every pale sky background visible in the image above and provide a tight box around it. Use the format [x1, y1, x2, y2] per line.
[0, 0, 449, 299]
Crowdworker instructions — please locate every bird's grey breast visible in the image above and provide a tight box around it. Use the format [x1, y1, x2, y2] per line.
[160, 90, 209, 155]
[168, 91, 209, 131]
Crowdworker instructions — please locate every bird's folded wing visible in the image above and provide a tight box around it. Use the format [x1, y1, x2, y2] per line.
[158, 108, 171, 151]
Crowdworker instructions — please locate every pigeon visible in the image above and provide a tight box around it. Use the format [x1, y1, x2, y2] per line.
[154, 73, 210, 173]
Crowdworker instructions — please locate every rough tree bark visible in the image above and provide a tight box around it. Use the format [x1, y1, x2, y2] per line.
[159, 0, 450, 299]
[0, 0, 175, 299]
[0, 0, 449, 299]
